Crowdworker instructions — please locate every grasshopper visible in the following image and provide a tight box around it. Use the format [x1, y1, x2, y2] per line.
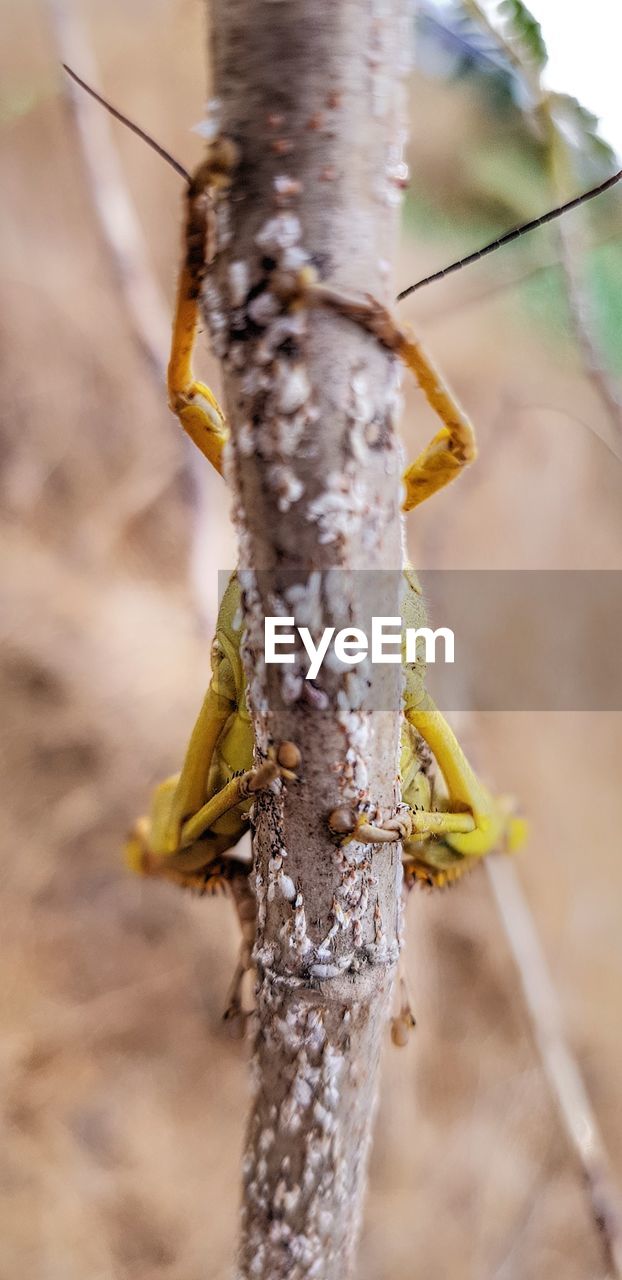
[64, 68, 620, 1026]
[123, 137, 526, 894]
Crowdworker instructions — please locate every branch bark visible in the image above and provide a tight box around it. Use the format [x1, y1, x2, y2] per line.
[204, 2, 410, 1274]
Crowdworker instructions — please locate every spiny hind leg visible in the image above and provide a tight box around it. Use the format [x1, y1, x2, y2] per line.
[329, 700, 525, 861]
[126, 679, 235, 873]
[405, 696, 525, 857]
[349, 697, 523, 855]
[125, 671, 241, 883]
[126, 686, 300, 885]
[126, 756, 283, 884]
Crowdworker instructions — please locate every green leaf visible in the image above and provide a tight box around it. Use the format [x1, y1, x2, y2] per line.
[547, 92, 617, 173]
[497, 0, 548, 71]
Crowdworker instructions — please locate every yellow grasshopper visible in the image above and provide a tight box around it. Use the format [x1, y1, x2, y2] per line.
[63, 69, 620, 1023]
[122, 135, 526, 898]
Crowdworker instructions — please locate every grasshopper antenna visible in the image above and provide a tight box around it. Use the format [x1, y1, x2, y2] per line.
[62, 63, 191, 185]
[397, 166, 622, 302]
[62, 60, 621, 312]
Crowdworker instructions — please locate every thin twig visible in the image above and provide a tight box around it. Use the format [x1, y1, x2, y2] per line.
[554, 183, 622, 428]
[487, 856, 622, 1279]
[457, 0, 621, 434]
[46, 0, 219, 621]
[48, 0, 171, 379]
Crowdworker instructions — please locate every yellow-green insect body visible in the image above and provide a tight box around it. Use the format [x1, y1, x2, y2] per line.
[203, 576, 254, 845]
[128, 564, 523, 894]
[128, 572, 257, 880]
[126, 145, 525, 897]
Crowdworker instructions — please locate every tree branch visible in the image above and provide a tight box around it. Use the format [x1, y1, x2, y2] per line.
[203, 2, 410, 1274]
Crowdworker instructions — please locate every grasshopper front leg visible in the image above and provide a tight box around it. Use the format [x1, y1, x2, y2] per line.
[167, 139, 238, 473]
[397, 334, 477, 510]
[304, 285, 477, 509]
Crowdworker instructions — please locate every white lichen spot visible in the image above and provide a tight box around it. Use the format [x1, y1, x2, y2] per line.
[305, 1009, 326, 1055]
[306, 467, 366, 545]
[309, 961, 344, 980]
[283, 891, 312, 957]
[268, 1219, 291, 1247]
[279, 1050, 319, 1133]
[248, 1051, 263, 1098]
[312, 1100, 336, 1134]
[303, 682, 330, 711]
[374, 897, 384, 945]
[375, 177, 404, 208]
[332, 897, 350, 929]
[228, 259, 249, 307]
[267, 851, 284, 903]
[253, 312, 306, 366]
[240, 366, 271, 398]
[285, 573, 322, 628]
[280, 668, 304, 704]
[274, 174, 303, 205]
[249, 1246, 264, 1277]
[274, 362, 311, 415]
[256, 407, 308, 461]
[202, 278, 228, 357]
[280, 244, 310, 273]
[341, 667, 371, 711]
[216, 201, 233, 250]
[279, 872, 297, 902]
[351, 369, 368, 402]
[268, 464, 305, 512]
[258, 1127, 275, 1154]
[254, 864, 267, 935]
[248, 290, 280, 327]
[387, 158, 409, 187]
[282, 1184, 301, 1215]
[191, 96, 222, 141]
[236, 421, 256, 457]
[227, 341, 247, 371]
[255, 212, 302, 254]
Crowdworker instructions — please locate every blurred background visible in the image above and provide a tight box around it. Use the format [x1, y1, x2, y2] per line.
[1, 1, 621, 1276]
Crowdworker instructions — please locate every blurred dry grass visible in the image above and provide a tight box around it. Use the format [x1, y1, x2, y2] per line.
[1, 2, 621, 1277]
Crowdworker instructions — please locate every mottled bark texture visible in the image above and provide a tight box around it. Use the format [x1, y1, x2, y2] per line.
[205, 2, 411, 1275]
